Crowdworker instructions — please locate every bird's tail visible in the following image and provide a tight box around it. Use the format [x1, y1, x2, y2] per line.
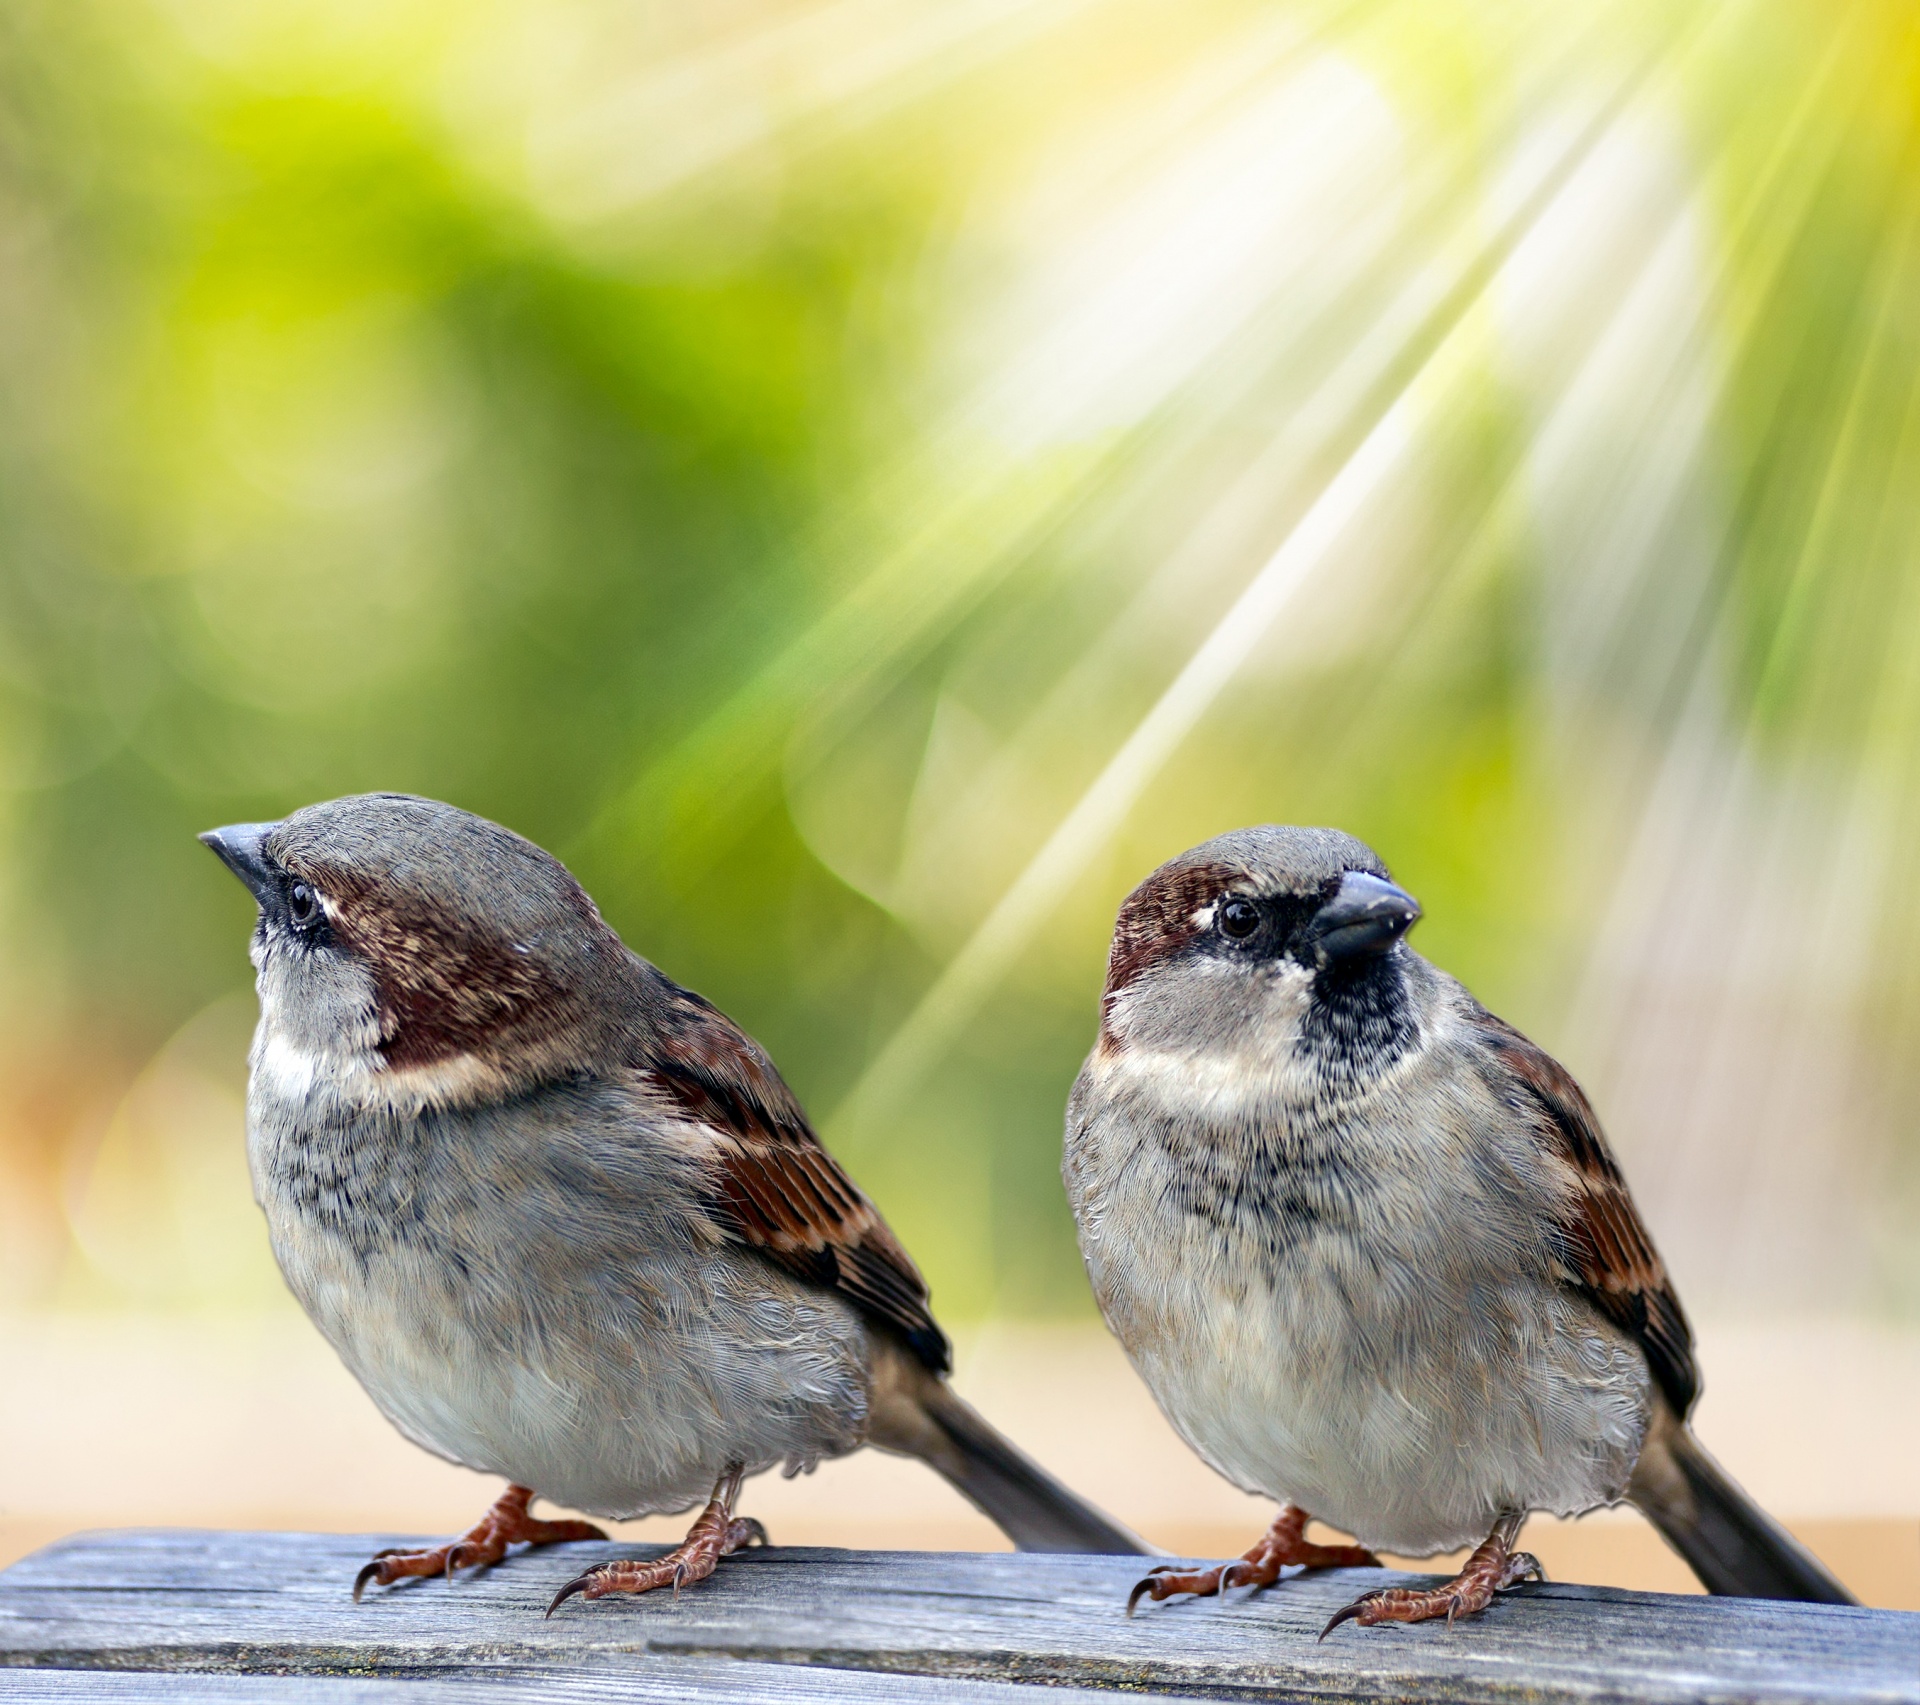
[1628, 1404, 1854, 1603]
[867, 1344, 1156, 1555]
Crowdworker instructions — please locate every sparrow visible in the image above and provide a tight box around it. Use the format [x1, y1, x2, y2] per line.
[1063, 826, 1855, 1633]
[201, 793, 1148, 1611]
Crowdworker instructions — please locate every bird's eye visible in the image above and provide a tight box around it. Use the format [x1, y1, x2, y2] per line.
[1219, 897, 1261, 939]
[287, 882, 320, 927]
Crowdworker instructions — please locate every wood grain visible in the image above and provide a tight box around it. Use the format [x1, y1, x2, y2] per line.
[1, 1530, 1915, 1703]
[0, 1656, 1186, 1702]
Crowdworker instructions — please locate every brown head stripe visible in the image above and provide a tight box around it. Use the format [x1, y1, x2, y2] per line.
[311, 867, 585, 1069]
[1103, 859, 1236, 1007]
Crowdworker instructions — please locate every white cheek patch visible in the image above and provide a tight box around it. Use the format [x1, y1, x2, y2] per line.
[1103, 952, 1322, 1106]
[1120, 1039, 1311, 1114]
[253, 1029, 357, 1102]
[253, 1025, 504, 1116]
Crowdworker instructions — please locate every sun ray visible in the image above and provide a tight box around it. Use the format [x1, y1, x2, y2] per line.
[828, 19, 1701, 1134]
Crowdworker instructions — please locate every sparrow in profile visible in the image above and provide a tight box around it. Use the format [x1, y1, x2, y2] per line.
[1064, 826, 1854, 1633]
[202, 793, 1146, 1611]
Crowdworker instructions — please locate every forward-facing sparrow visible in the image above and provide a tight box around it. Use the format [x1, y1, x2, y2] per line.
[203, 793, 1147, 1611]
[1064, 826, 1853, 1632]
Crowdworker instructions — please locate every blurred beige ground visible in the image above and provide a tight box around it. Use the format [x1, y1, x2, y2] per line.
[1, 1314, 1913, 1610]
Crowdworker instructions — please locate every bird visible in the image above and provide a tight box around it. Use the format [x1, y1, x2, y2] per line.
[1062, 825, 1855, 1634]
[201, 792, 1149, 1612]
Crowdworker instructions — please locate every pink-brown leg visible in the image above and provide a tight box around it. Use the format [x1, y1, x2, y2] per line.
[353, 1484, 606, 1601]
[1320, 1513, 1542, 1637]
[1127, 1505, 1380, 1615]
[546, 1465, 766, 1615]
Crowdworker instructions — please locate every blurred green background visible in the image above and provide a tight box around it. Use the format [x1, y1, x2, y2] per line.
[2, 0, 1917, 1326]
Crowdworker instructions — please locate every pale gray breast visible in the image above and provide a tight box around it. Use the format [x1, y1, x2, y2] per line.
[1069, 976, 1574, 1325]
[1065, 996, 1649, 1552]
[246, 1070, 872, 1517]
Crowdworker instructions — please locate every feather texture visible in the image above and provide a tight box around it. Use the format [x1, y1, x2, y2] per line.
[647, 982, 951, 1374]
[1466, 1005, 1699, 1419]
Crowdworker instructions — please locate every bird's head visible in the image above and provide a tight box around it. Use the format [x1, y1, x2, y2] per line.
[201, 793, 630, 1110]
[1097, 825, 1421, 1065]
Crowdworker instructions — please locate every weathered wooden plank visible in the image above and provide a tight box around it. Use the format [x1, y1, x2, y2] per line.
[1, 1530, 1914, 1704]
[0, 1656, 1201, 1703]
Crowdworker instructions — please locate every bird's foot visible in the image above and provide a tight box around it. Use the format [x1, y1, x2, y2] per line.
[547, 1466, 763, 1615]
[1320, 1522, 1542, 1637]
[1127, 1505, 1379, 1614]
[353, 1484, 606, 1601]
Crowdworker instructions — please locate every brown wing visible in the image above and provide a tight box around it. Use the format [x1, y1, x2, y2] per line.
[645, 981, 950, 1374]
[1466, 1005, 1698, 1417]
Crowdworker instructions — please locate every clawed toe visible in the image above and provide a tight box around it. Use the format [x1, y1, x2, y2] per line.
[1319, 1583, 1459, 1638]
[1125, 1506, 1382, 1617]
[1318, 1581, 1476, 1637]
[1319, 1591, 1379, 1638]
[545, 1464, 763, 1617]
[544, 1545, 719, 1615]
[1317, 1582, 1489, 1637]
[351, 1485, 608, 1603]
[352, 1542, 476, 1601]
[1127, 1563, 1227, 1616]
[546, 1567, 602, 1617]
[1318, 1525, 1543, 1637]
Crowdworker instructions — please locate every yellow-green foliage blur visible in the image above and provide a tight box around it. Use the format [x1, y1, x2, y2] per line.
[2, 0, 1917, 1323]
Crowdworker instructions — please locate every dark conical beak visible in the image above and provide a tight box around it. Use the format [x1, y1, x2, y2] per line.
[1308, 870, 1421, 965]
[199, 822, 283, 909]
